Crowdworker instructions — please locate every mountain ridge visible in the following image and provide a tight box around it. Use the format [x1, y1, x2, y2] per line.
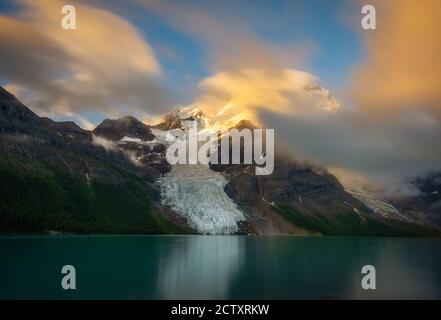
[0, 86, 189, 234]
[93, 115, 155, 141]
[0, 86, 439, 236]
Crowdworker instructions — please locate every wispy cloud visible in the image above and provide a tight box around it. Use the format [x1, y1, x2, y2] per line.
[0, 0, 169, 118]
[137, 0, 315, 73]
[194, 69, 338, 127]
[351, 0, 441, 122]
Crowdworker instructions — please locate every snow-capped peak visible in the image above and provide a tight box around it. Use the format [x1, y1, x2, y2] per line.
[304, 84, 340, 112]
[162, 106, 211, 130]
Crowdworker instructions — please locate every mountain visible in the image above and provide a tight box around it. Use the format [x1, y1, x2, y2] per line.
[0, 86, 439, 236]
[0, 87, 52, 138]
[159, 106, 210, 130]
[209, 120, 440, 236]
[387, 172, 441, 226]
[93, 116, 155, 141]
[0, 87, 40, 126]
[0, 87, 188, 234]
[153, 105, 440, 236]
[41, 117, 89, 136]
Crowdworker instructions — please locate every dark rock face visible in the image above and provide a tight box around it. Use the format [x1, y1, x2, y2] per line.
[41, 118, 88, 135]
[212, 156, 363, 233]
[93, 116, 155, 141]
[415, 173, 441, 205]
[0, 88, 142, 182]
[92, 117, 171, 179]
[390, 172, 441, 226]
[0, 87, 46, 135]
[210, 120, 365, 234]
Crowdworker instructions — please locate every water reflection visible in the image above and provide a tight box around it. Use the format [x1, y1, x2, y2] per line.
[347, 238, 441, 299]
[155, 236, 441, 299]
[0, 236, 440, 299]
[156, 236, 244, 299]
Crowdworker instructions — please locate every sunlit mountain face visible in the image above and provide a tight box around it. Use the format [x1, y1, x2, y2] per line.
[0, 0, 441, 235]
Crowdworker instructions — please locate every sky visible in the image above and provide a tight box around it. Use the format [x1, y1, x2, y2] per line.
[1, 0, 440, 192]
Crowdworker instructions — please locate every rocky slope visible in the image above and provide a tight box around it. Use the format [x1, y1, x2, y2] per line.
[386, 173, 441, 227]
[209, 120, 440, 236]
[0, 87, 187, 234]
[93, 116, 155, 141]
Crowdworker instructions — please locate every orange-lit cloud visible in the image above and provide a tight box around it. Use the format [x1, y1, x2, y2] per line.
[194, 69, 339, 127]
[351, 0, 441, 121]
[0, 0, 166, 118]
[24, 0, 159, 75]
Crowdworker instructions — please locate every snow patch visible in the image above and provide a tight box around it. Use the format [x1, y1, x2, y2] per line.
[150, 128, 170, 144]
[262, 197, 275, 206]
[120, 136, 143, 143]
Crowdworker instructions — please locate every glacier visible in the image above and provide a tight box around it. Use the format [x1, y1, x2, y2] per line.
[158, 163, 246, 235]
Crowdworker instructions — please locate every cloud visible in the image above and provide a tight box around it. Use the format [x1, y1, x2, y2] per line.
[92, 134, 142, 166]
[91, 134, 117, 152]
[261, 106, 441, 192]
[351, 0, 441, 121]
[194, 69, 339, 127]
[0, 0, 169, 118]
[329, 167, 419, 198]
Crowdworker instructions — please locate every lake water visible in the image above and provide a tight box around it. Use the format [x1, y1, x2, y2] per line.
[0, 235, 440, 299]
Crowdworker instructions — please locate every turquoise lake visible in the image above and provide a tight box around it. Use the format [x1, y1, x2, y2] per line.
[1, 235, 440, 299]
